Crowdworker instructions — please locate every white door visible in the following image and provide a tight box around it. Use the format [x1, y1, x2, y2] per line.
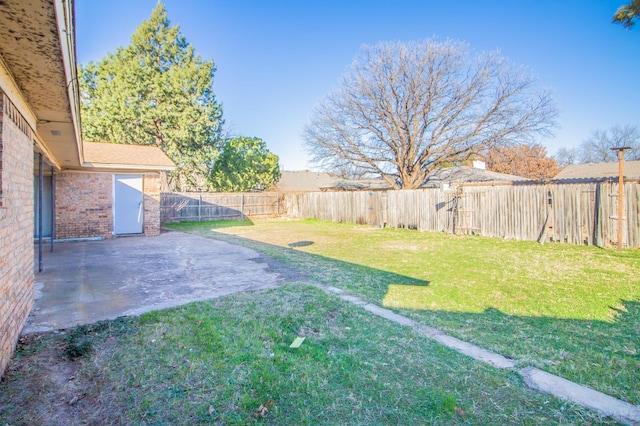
[114, 174, 143, 235]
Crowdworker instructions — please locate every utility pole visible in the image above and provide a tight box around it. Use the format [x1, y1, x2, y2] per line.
[610, 146, 630, 251]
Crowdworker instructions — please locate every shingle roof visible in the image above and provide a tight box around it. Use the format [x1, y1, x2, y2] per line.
[323, 178, 392, 191]
[424, 166, 529, 185]
[82, 142, 175, 170]
[554, 161, 640, 181]
[277, 170, 339, 192]
[316, 166, 528, 191]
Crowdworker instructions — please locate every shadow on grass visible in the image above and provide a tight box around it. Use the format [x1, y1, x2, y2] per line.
[166, 223, 640, 405]
[288, 240, 314, 247]
[402, 301, 639, 402]
[166, 222, 428, 297]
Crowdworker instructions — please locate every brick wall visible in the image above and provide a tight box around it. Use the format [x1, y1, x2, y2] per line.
[143, 173, 161, 236]
[0, 92, 35, 377]
[55, 171, 112, 239]
[55, 171, 162, 239]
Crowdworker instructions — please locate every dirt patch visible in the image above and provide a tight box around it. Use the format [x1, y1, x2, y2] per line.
[1, 319, 135, 425]
[1, 333, 85, 425]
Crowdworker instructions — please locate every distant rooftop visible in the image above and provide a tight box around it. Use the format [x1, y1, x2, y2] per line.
[276, 170, 338, 192]
[553, 161, 640, 180]
[321, 178, 392, 191]
[279, 164, 530, 192]
[554, 161, 640, 182]
[424, 166, 530, 186]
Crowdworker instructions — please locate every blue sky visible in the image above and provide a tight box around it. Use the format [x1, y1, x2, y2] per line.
[76, 0, 640, 170]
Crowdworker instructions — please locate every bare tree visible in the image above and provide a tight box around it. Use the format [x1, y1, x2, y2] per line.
[303, 39, 557, 189]
[579, 125, 640, 163]
[554, 147, 580, 167]
[330, 162, 372, 180]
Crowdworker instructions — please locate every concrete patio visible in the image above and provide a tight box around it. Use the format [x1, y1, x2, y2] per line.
[25, 230, 287, 333]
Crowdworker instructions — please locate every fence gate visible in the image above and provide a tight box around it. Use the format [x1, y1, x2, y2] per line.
[452, 188, 479, 234]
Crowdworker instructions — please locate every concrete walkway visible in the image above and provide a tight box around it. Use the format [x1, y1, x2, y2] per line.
[320, 284, 640, 426]
[25, 231, 289, 333]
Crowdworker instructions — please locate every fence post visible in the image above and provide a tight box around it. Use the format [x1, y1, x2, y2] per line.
[592, 183, 601, 247]
[383, 190, 388, 228]
[241, 194, 245, 220]
[198, 193, 202, 222]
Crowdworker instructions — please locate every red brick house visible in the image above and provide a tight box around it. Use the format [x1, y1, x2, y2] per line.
[48, 142, 174, 240]
[0, 0, 173, 376]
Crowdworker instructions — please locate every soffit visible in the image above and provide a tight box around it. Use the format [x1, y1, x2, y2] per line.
[0, 0, 81, 168]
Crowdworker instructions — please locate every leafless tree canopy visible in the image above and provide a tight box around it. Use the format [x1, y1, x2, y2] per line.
[579, 125, 640, 163]
[554, 147, 580, 167]
[303, 39, 558, 189]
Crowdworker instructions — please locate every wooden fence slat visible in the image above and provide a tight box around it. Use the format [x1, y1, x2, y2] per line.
[161, 192, 283, 223]
[282, 182, 640, 248]
[160, 183, 639, 248]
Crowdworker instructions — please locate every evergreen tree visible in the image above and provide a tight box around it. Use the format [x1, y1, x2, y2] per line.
[80, 3, 223, 190]
[613, 0, 640, 28]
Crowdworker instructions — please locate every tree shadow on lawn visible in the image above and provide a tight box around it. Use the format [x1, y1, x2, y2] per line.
[185, 228, 640, 406]
[398, 300, 640, 405]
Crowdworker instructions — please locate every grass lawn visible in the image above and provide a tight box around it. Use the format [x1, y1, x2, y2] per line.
[0, 285, 617, 425]
[166, 219, 640, 406]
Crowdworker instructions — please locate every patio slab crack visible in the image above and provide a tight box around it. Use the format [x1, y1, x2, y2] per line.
[317, 283, 640, 426]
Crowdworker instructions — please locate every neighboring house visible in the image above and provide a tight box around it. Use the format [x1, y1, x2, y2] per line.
[279, 163, 528, 193]
[553, 161, 640, 183]
[276, 170, 339, 192]
[423, 164, 530, 189]
[322, 161, 528, 191]
[0, 0, 174, 376]
[321, 178, 392, 191]
[278, 170, 393, 192]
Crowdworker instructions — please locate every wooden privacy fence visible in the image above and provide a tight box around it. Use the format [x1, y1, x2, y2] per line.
[161, 192, 283, 223]
[284, 182, 640, 248]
